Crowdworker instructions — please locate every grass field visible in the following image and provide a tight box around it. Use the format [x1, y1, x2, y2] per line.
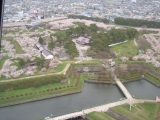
[74, 59, 101, 66]
[0, 59, 7, 69]
[144, 73, 160, 86]
[110, 40, 139, 58]
[112, 103, 160, 120]
[11, 40, 24, 54]
[0, 74, 88, 105]
[86, 112, 116, 120]
[2, 36, 24, 54]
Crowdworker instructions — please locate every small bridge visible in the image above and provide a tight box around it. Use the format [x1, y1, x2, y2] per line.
[114, 77, 133, 99]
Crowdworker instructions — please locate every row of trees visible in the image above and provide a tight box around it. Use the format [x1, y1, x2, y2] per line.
[0, 75, 66, 92]
[64, 38, 78, 58]
[114, 17, 160, 28]
[68, 15, 110, 24]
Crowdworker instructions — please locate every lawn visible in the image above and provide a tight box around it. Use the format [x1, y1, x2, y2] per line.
[38, 29, 45, 32]
[2, 37, 24, 54]
[112, 103, 160, 120]
[0, 74, 88, 106]
[54, 62, 68, 72]
[74, 59, 101, 66]
[110, 40, 139, 58]
[144, 73, 160, 86]
[11, 40, 24, 54]
[86, 112, 116, 120]
[0, 59, 7, 69]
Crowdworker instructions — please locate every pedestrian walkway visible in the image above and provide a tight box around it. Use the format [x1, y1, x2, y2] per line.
[114, 77, 133, 99]
[48, 99, 155, 120]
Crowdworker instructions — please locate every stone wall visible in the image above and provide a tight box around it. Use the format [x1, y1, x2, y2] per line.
[85, 80, 115, 84]
[72, 66, 104, 72]
[107, 108, 131, 120]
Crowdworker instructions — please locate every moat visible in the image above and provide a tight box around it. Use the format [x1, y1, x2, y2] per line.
[0, 79, 159, 120]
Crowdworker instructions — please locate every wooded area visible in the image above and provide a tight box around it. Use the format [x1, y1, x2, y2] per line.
[115, 17, 160, 28]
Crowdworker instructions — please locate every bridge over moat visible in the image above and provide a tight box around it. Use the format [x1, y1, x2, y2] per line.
[47, 66, 154, 120]
[48, 99, 155, 120]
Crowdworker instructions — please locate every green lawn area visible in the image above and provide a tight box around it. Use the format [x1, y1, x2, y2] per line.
[112, 103, 160, 120]
[0, 74, 88, 106]
[2, 37, 24, 54]
[38, 29, 45, 32]
[144, 73, 160, 86]
[54, 62, 68, 72]
[11, 40, 24, 54]
[0, 59, 7, 69]
[110, 40, 138, 58]
[86, 112, 116, 120]
[74, 59, 101, 66]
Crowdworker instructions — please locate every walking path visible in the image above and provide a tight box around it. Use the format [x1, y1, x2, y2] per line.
[49, 99, 155, 120]
[134, 38, 138, 47]
[0, 64, 71, 83]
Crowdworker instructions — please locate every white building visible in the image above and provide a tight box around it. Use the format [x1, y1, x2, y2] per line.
[36, 44, 54, 60]
[42, 49, 54, 59]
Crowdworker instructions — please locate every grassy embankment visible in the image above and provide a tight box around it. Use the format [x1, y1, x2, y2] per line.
[114, 60, 160, 85]
[86, 112, 116, 120]
[0, 74, 88, 106]
[117, 70, 142, 82]
[112, 103, 160, 120]
[144, 72, 160, 86]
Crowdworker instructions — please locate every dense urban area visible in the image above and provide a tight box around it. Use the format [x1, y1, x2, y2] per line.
[0, 0, 160, 120]
[4, 0, 160, 22]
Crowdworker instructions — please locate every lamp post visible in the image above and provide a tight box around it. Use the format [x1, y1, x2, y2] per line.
[129, 98, 132, 111]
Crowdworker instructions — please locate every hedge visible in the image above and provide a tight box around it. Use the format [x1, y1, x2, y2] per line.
[0, 75, 66, 92]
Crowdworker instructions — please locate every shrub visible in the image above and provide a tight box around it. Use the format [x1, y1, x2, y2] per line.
[6, 97, 9, 99]
[1, 98, 4, 100]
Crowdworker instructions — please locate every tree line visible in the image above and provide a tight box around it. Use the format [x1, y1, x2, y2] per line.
[114, 17, 160, 28]
[68, 15, 110, 24]
[0, 75, 66, 92]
